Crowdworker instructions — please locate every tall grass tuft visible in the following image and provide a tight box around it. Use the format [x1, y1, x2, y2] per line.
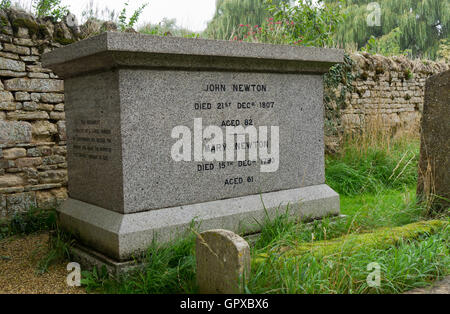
[82, 232, 198, 294]
[326, 118, 420, 196]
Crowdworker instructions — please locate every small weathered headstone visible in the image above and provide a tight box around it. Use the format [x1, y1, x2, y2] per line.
[417, 70, 450, 211]
[196, 229, 250, 294]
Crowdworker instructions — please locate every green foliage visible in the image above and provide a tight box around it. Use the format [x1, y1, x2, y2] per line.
[0, 0, 11, 9]
[33, 0, 69, 21]
[36, 227, 75, 274]
[326, 139, 419, 196]
[255, 220, 447, 261]
[437, 38, 450, 63]
[139, 18, 201, 38]
[118, 1, 148, 31]
[323, 53, 356, 137]
[230, 0, 343, 47]
[205, 0, 284, 40]
[0, 207, 57, 239]
[262, 0, 343, 47]
[82, 231, 198, 294]
[361, 28, 411, 56]
[325, 0, 450, 60]
[247, 226, 449, 294]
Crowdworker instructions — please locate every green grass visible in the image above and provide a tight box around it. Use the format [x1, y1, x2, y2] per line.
[246, 226, 449, 294]
[326, 139, 419, 196]
[0, 207, 57, 240]
[82, 233, 198, 294]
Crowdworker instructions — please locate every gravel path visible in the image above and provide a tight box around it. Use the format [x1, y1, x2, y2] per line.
[404, 276, 450, 294]
[0, 232, 85, 294]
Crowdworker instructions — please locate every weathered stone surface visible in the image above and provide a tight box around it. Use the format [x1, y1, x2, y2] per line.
[31, 120, 57, 136]
[0, 120, 32, 144]
[0, 174, 25, 188]
[0, 56, 25, 72]
[22, 101, 38, 111]
[417, 70, 450, 210]
[42, 155, 65, 165]
[6, 110, 49, 120]
[41, 93, 64, 103]
[0, 102, 16, 110]
[2, 148, 27, 160]
[57, 120, 66, 141]
[43, 32, 344, 77]
[49, 111, 64, 120]
[36, 187, 68, 209]
[0, 160, 14, 169]
[4, 78, 64, 92]
[0, 69, 27, 77]
[15, 157, 42, 168]
[2, 43, 30, 55]
[39, 169, 67, 184]
[15, 91, 31, 101]
[0, 91, 14, 102]
[13, 38, 34, 47]
[6, 191, 36, 214]
[196, 229, 250, 294]
[27, 145, 52, 157]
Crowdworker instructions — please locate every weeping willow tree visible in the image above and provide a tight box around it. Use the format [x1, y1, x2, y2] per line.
[205, 0, 284, 40]
[325, 0, 449, 59]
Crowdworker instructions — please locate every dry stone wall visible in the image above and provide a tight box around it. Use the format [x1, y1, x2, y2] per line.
[0, 8, 448, 218]
[0, 8, 80, 217]
[339, 53, 448, 135]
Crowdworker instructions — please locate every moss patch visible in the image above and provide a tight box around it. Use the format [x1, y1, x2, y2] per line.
[254, 220, 448, 265]
[11, 18, 39, 35]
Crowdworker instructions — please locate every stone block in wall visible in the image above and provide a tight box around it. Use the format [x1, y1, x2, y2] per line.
[15, 157, 42, 168]
[6, 110, 49, 120]
[6, 191, 36, 215]
[40, 93, 64, 103]
[2, 147, 26, 160]
[0, 120, 32, 144]
[22, 101, 38, 111]
[0, 90, 13, 102]
[49, 111, 64, 120]
[12, 38, 34, 47]
[0, 174, 25, 188]
[36, 187, 67, 210]
[15, 91, 31, 101]
[0, 56, 25, 72]
[57, 120, 66, 141]
[42, 155, 65, 165]
[0, 102, 17, 110]
[3, 43, 30, 55]
[39, 169, 67, 184]
[4, 78, 63, 92]
[31, 120, 57, 137]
